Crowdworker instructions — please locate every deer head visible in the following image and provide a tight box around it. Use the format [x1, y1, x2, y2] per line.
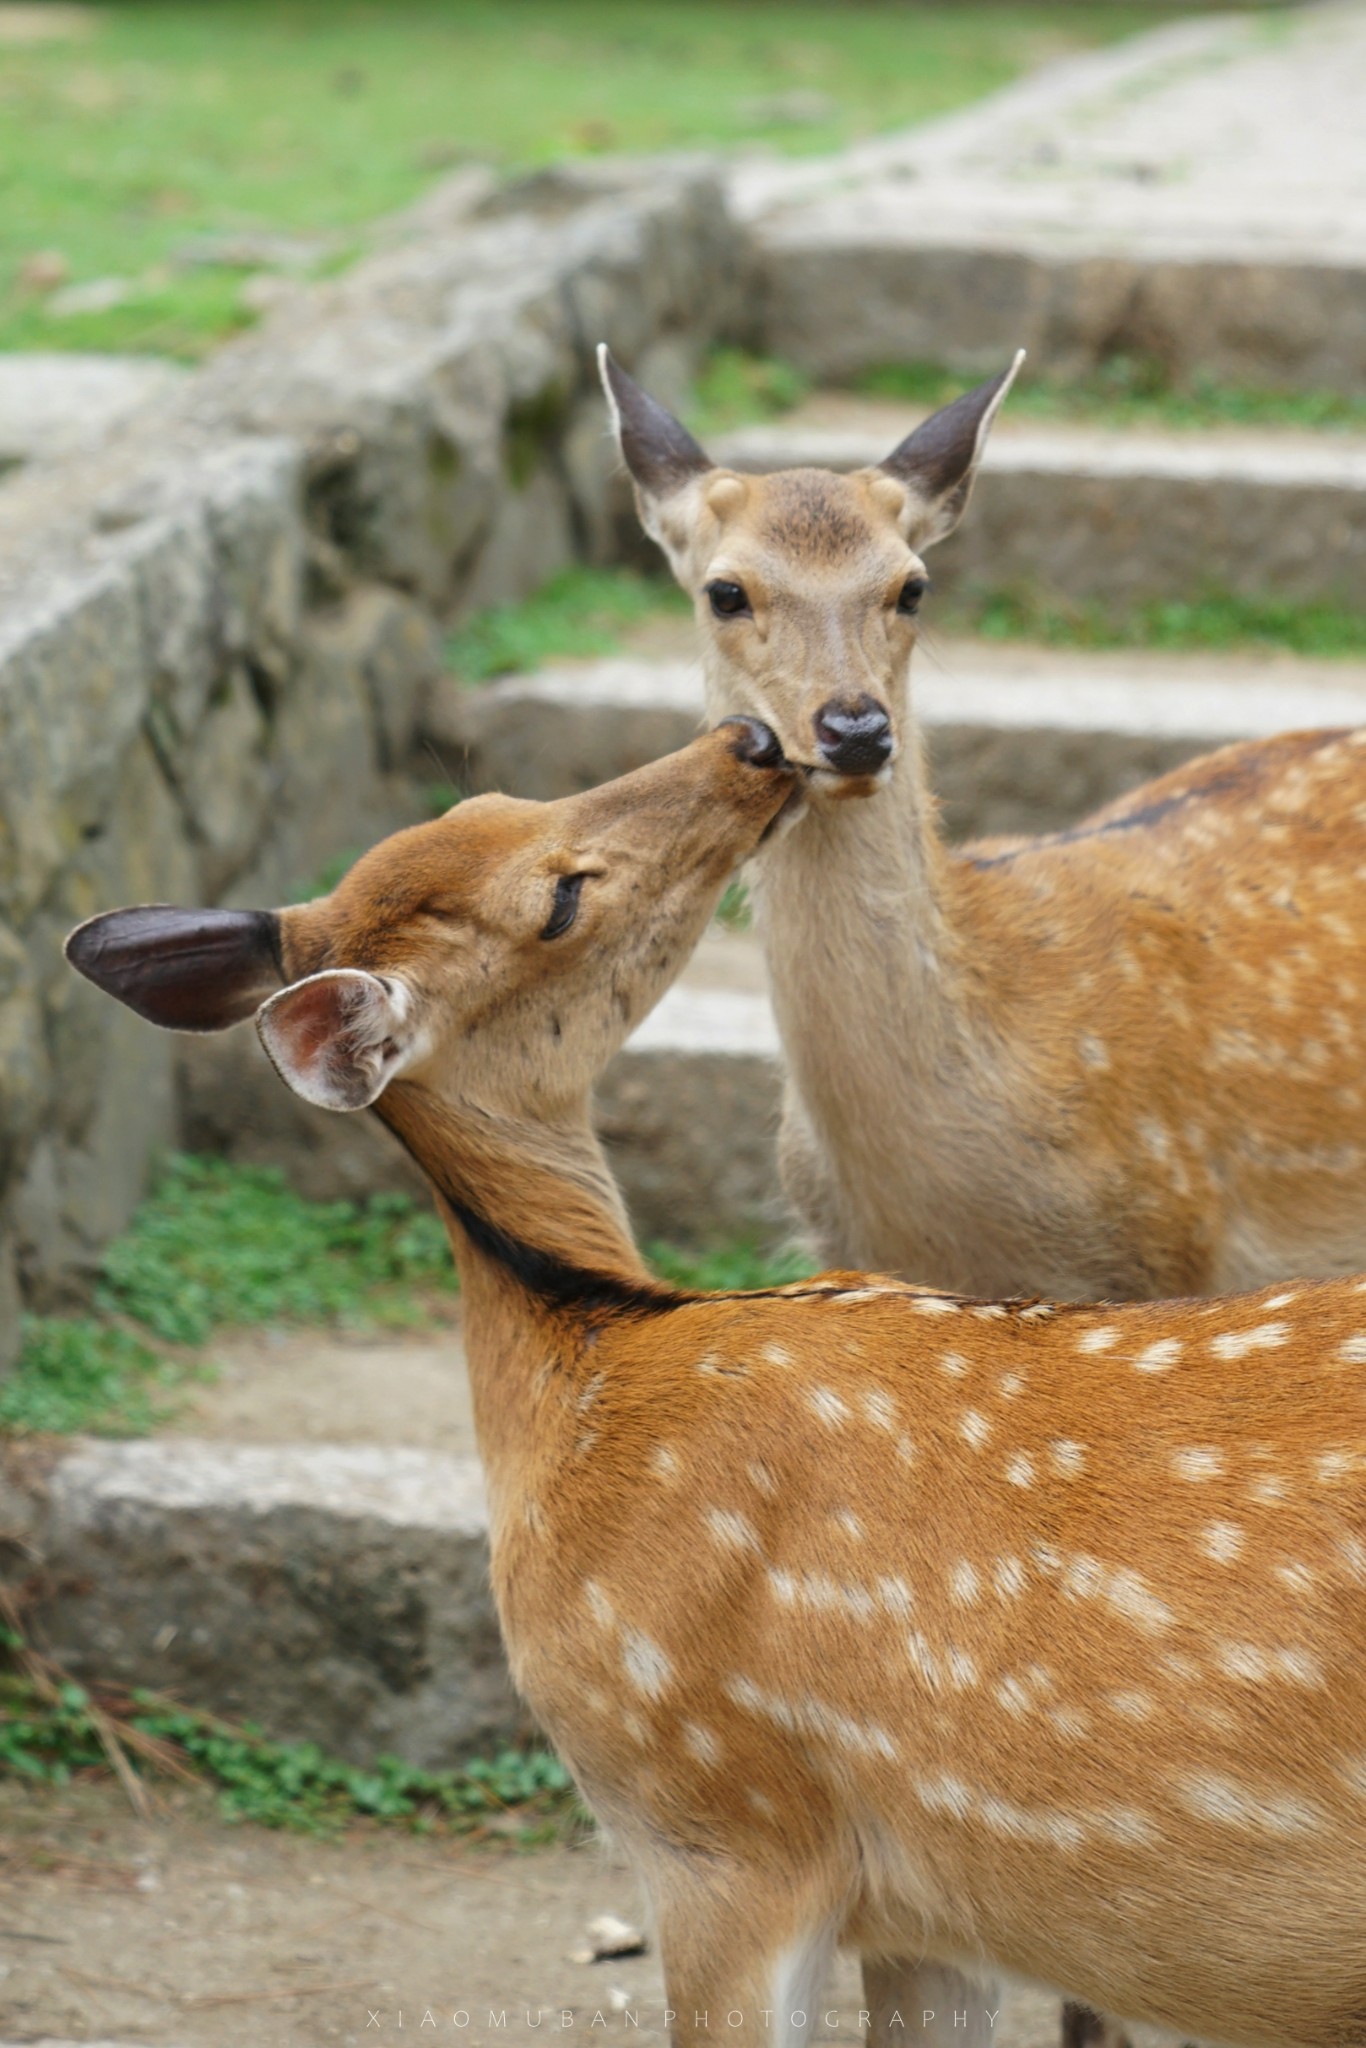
[599, 344, 1022, 802]
[65, 723, 796, 1126]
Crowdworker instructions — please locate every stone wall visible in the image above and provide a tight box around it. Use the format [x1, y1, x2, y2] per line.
[0, 159, 737, 1370]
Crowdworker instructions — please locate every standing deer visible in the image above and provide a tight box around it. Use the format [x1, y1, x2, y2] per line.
[70, 727, 1366, 2048]
[599, 346, 1366, 2042]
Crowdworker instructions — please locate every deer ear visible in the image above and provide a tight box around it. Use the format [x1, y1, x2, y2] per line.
[64, 906, 283, 1032]
[257, 970, 425, 1112]
[597, 344, 713, 548]
[877, 350, 1024, 549]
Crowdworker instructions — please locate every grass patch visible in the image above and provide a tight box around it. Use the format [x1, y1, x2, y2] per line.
[941, 587, 1366, 660]
[0, 1155, 455, 1438]
[0, 1646, 575, 1842]
[714, 879, 753, 933]
[0, 1319, 195, 1438]
[649, 1238, 816, 1292]
[0, 2, 1191, 358]
[689, 347, 811, 438]
[447, 566, 686, 684]
[851, 357, 1366, 436]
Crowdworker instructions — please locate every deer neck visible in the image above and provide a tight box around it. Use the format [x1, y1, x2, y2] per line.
[755, 722, 985, 1263]
[376, 1081, 654, 1494]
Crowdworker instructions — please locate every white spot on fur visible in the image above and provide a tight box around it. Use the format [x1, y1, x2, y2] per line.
[999, 1371, 1026, 1398]
[584, 1580, 614, 1629]
[809, 1386, 850, 1427]
[622, 1628, 671, 1700]
[1005, 1452, 1035, 1487]
[1079, 1033, 1109, 1070]
[915, 1295, 959, 1315]
[1263, 1292, 1299, 1310]
[1338, 1335, 1366, 1363]
[896, 1434, 918, 1466]
[994, 1555, 1026, 1599]
[947, 1647, 978, 1689]
[833, 1508, 864, 1542]
[960, 1408, 991, 1449]
[1135, 1338, 1183, 1373]
[1107, 1570, 1173, 1632]
[1065, 1555, 1104, 1600]
[877, 1575, 914, 1616]
[995, 1676, 1031, 1715]
[1173, 1447, 1224, 1481]
[1201, 1520, 1244, 1564]
[861, 1389, 897, 1430]
[682, 1721, 722, 1768]
[1275, 1648, 1324, 1686]
[705, 1506, 759, 1552]
[951, 1561, 981, 1605]
[747, 1460, 776, 1496]
[1275, 1561, 1316, 1596]
[1048, 1706, 1090, 1740]
[940, 1351, 970, 1378]
[1218, 1642, 1271, 1682]
[651, 1445, 680, 1482]
[1078, 1327, 1120, 1353]
[907, 1633, 941, 1689]
[762, 1343, 795, 1369]
[1109, 1690, 1154, 1720]
[1317, 1449, 1356, 1484]
[1211, 1322, 1290, 1360]
[1050, 1439, 1086, 1476]
[1178, 1772, 1321, 1836]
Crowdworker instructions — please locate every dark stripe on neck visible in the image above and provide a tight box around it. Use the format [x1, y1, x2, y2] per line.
[371, 1103, 678, 1320]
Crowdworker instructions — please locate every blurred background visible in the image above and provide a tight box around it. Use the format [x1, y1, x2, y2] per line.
[3, 3, 1363, 2043]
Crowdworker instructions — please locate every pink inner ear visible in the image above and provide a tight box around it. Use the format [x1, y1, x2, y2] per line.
[281, 977, 356, 1069]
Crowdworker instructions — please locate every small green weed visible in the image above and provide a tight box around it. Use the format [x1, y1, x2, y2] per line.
[101, 1155, 454, 1347]
[714, 880, 753, 933]
[851, 357, 1366, 436]
[448, 567, 686, 684]
[0, 1319, 193, 1438]
[649, 1239, 816, 1292]
[942, 587, 1366, 660]
[689, 348, 810, 437]
[0, 1655, 575, 1840]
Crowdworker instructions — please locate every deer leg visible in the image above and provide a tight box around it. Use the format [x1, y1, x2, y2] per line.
[863, 1955, 1001, 2048]
[1060, 2005, 1133, 2048]
[650, 1858, 838, 2048]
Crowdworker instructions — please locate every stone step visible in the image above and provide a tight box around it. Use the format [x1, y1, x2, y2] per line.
[708, 413, 1366, 611]
[6, 1436, 523, 1772]
[735, 4, 1366, 395]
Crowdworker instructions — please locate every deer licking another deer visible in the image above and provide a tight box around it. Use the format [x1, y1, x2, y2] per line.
[69, 728, 1366, 2048]
[599, 347, 1366, 2044]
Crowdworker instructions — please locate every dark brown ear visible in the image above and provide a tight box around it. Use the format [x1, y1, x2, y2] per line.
[65, 906, 284, 1032]
[878, 350, 1024, 549]
[597, 344, 712, 505]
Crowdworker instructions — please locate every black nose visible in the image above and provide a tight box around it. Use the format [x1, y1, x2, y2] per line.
[719, 717, 787, 769]
[813, 696, 893, 776]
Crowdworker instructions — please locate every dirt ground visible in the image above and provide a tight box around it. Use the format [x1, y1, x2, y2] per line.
[0, 1780, 1071, 2048]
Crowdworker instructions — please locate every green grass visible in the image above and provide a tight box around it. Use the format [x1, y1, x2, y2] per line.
[940, 587, 1366, 660]
[689, 346, 811, 438]
[447, 565, 686, 683]
[0, 1653, 576, 1840]
[0, 1155, 456, 1437]
[0, 2, 1199, 359]
[851, 357, 1366, 435]
[648, 1237, 816, 1292]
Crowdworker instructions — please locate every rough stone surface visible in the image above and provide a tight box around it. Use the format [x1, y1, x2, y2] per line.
[0, 352, 184, 471]
[738, 3, 1366, 391]
[22, 1438, 525, 1767]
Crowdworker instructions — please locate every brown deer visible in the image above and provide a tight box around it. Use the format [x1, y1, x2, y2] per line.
[598, 344, 1366, 2045]
[69, 727, 1366, 2048]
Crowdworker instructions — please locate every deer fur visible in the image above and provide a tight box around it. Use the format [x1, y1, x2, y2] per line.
[69, 728, 1366, 2048]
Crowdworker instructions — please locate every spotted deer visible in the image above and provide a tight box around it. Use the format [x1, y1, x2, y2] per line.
[70, 727, 1366, 2048]
[598, 345, 1366, 2046]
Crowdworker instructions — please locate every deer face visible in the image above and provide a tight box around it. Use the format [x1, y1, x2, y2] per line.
[599, 346, 1022, 805]
[65, 722, 795, 1121]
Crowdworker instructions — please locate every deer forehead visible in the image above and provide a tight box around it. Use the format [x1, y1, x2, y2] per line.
[705, 469, 914, 583]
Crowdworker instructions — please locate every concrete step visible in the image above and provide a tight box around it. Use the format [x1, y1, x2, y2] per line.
[735, 5, 1366, 394]
[5, 1435, 524, 1772]
[708, 410, 1366, 611]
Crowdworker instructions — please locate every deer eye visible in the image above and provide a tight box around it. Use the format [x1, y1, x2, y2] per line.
[896, 575, 929, 616]
[707, 580, 750, 619]
[541, 874, 585, 941]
